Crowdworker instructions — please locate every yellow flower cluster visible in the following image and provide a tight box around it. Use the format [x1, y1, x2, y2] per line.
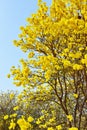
[17, 116, 34, 130]
[9, 120, 16, 130]
[13, 106, 19, 111]
[9, 93, 14, 99]
[73, 93, 78, 98]
[67, 115, 73, 121]
[56, 125, 62, 130]
[47, 127, 54, 130]
[4, 115, 9, 120]
[69, 127, 78, 130]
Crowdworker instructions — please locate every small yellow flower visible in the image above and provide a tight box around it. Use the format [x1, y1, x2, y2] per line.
[36, 119, 41, 124]
[12, 113, 17, 117]
[7, 74, 10, 78]
[56, 125, 62, 130]
[69, 127, 78, 130]
[63, 60, 71, 68]
[73, 64, 83, 70]
[20, 26, 24, 30]
[67, 115, 73, 121]
[73, 93, 78, 98]
[13, 106, 19, 111]
[9, 120, 16, 130]
[10, 93, 14, 99]
[27, 116, 34, 122]
[4, 115, 9, 120]
[28, 52, 34, 58]
[17, 117, 31, 130]
[47, 127, 54, 130]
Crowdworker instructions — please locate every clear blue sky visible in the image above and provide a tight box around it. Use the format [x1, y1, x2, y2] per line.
[0, 0, 51, 91]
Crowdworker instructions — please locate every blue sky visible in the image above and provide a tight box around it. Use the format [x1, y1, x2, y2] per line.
[0, 0, 51, 91]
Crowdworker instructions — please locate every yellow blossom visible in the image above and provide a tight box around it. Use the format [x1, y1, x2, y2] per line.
[28, 52, 34, 58]
[63, 60, 71, 68]
[13, 106, 19, 111]
[9, 120, 16, 130]
[4, 115, 9, 120]
[73, 93, 78, 98]
[69, 127, 78, 130]
[10, 113, 17, 118]
[17, 117, 31, 130]
[56, 125, 62, 130]
[67, 115, 73, 121]
[73, 64, 83, 70]
[27, 116, 34, 122]
[7, 74, 10, 78]
[9, 93, 14, 99]
[36, 119, 41, 124]
[47, 127, 54, 130]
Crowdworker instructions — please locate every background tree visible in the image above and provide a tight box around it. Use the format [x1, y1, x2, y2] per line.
[8, 0, 87, 129]
[0, 90, 19, 130]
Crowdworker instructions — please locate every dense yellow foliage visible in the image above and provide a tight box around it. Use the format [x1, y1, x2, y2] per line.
[6, 0, 87, 129]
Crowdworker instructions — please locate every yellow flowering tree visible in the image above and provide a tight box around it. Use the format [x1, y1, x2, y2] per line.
[8, 0, 87, 129]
